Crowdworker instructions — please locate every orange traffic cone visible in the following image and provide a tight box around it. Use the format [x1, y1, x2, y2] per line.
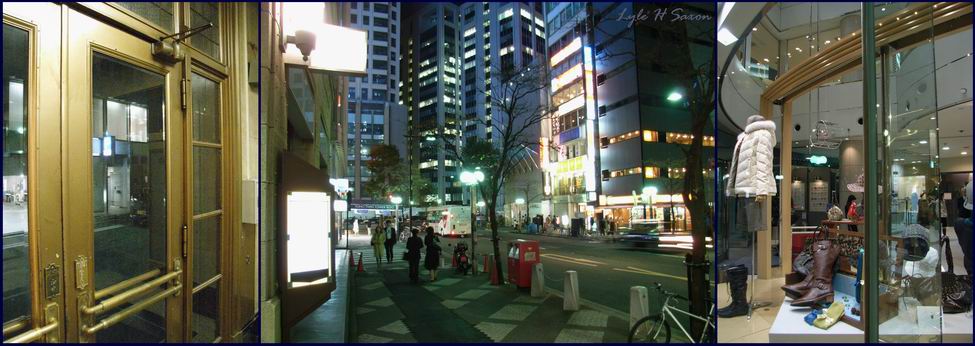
[452, 254, 458, 267]
[482, 255, 489, 273]
[349, 251, 356, 268]
[357, 253, 365, 272]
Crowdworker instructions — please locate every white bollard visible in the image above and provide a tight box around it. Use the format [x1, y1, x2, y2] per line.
[531, 263, 545, 297]
[563, 270, 579, 311]
[630, 286, 650, 329]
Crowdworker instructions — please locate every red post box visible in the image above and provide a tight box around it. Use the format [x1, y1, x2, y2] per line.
[507, 239, 540, 288]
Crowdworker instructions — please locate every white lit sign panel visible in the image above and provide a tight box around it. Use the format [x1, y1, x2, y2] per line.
[286, 191, 331, 286]
[282, 3, 367, 74]
[334, 199, 348, 212]
[582, 46, 597, 193]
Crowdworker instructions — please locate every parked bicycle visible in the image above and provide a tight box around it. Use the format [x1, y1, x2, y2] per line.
[628, 282, 715, 343]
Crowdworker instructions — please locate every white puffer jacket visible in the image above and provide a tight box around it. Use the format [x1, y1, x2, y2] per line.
[727, 115, 777, 197]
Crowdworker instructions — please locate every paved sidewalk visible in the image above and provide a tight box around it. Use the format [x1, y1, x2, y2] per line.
[352, 255, 631, 343]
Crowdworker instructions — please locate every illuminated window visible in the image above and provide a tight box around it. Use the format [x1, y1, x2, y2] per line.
[644, 167, 660, 179]
[607, 166, 643, 178]
[667, 167, 686, 179]
[665, 132, 715, 147]
[642, 130, 659, 142]
[604, 130, 640, 146]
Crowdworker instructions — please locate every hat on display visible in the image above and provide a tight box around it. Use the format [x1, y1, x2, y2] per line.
[848, 173, 865, 193]
[899, 224, 931, 262]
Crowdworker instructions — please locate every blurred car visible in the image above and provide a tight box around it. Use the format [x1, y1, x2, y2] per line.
[619, 221, 661, 248]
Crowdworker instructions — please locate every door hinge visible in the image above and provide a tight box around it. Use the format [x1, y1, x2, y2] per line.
[181, 224, 188, 258]
[180, 78, 189, 111]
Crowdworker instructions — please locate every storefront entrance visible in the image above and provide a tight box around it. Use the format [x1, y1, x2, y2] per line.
[4, 3, 235, 342]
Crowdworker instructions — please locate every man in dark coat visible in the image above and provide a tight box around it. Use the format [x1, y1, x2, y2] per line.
[405, 228, 424, 283]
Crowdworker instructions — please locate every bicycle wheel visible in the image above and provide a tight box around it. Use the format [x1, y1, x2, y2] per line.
[628, 315, 670, 343]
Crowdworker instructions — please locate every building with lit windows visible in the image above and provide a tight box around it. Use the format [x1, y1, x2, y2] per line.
[540, 3, 716, 233]
[346, 2, 406, 204]
[399, 3, 464, 203]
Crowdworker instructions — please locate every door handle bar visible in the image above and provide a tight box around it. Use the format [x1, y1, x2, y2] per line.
[82, 283, 182, 335]
[82, 269, 181, 316]
[93, 268, 162, 300]
[2, 318, 30, 338]
[3, 304, 60, 343]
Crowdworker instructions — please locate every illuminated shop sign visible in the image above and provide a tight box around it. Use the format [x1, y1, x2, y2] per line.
[286, 191, 331, 286]
[282, 3, 367, 74]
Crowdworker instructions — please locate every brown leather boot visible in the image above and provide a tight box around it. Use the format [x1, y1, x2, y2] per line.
[781, 272, 813, 299]
[781, 240, 831, 298]
[791, 241, 840, 307]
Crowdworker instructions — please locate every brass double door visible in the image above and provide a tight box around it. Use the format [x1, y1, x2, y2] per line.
[4, 3, 226, 343]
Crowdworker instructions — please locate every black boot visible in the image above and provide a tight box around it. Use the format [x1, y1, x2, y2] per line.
[718, 265, 749, 318]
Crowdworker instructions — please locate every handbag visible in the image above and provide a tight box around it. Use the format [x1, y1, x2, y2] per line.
[794, 227, 830, 276]
[827, 205, 844, 221]
[941, 236, 972, 313]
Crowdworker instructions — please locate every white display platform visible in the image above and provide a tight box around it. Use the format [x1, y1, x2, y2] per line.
[769, 297, 973, 343]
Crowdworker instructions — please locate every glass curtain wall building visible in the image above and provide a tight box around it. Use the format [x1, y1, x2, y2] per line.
[400, 3, 464, 203]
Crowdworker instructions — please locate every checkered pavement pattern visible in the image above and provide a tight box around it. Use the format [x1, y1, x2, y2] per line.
[352, 255, 630, 343]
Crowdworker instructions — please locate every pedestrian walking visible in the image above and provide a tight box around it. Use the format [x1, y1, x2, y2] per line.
[370, 224, 386, 270]
[405, 228, 424, 283]
[383, 219, 397, 263]
[424, 227, 442, 282]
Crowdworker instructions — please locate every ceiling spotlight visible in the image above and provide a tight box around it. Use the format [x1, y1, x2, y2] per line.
[920, 140, 928, 144]
[962, 152, 969, 155]
[943, 146, 950, 150]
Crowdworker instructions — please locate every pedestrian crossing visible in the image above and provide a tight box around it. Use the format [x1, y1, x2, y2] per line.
[352, 246, 411, 268]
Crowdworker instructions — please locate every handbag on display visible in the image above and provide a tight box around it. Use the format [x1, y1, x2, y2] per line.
[941, 236, 973, 313]
[793, 226, 830, 276]
[828, 205, 844, 221]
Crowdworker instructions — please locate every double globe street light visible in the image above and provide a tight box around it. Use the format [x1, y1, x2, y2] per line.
[459, 169, 484, 275]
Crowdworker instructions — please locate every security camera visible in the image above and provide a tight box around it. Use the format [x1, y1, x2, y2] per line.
[858, 117, 863, 125]
[794, 124, 801, 132]
[287, 30, 316, 62]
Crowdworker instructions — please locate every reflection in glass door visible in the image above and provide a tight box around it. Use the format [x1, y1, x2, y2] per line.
[3, 22, 31, 334]
[89, 52, 170, 343]
[873, 4, 944, 343]
[190, 72, 222, 342]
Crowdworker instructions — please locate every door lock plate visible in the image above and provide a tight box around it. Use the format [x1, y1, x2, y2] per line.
[44, 264, 60, 299]
[75, 256, 89, 290]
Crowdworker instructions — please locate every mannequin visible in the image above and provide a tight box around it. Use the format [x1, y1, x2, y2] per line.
[720, 115, 778, 319]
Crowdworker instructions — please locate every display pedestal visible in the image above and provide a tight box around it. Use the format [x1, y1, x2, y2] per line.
[769, 297, 973, 343]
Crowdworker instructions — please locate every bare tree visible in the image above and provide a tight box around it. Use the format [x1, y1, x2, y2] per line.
[442, 60, 551, 285]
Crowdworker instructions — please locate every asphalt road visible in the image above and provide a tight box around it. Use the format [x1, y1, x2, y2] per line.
[439, 227, 700, 316]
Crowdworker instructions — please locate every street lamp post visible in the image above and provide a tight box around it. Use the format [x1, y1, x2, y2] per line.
[390, 196, 403, 232]
[460, 169, 484, 275]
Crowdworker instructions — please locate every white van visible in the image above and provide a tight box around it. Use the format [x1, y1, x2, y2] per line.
[425, 205, 471, 237]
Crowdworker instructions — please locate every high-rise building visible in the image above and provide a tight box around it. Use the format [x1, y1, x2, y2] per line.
[346, 2, 403, 202]
[400, 3, 464, 203]
[540, 3, 716, 232]
[457, 2, 547, 145]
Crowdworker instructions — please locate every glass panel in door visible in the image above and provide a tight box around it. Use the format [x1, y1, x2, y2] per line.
[873, 4, 943, 342]
[90, 53, 168, 343]
[3, 22, 31, 331]
[190, 73, 221, 342]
